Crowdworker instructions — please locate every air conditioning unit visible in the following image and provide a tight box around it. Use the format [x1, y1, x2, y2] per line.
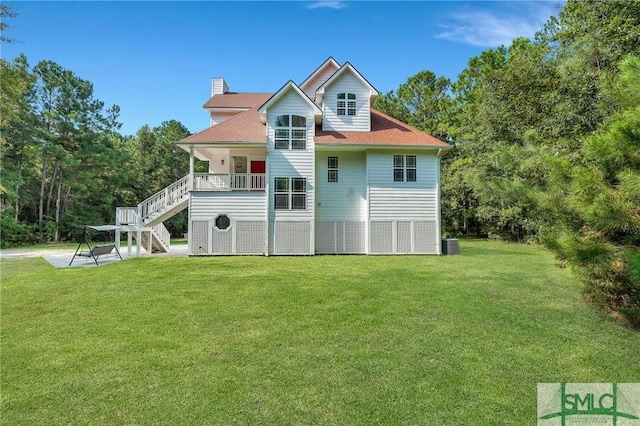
[442, 238, 460, 255]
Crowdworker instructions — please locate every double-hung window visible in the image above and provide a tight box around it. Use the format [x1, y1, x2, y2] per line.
[274, 177, 307, 210]
[393, 155, 417, 182]
[275, 115, 307, 150]
[337, 93, 356, 116]
[328, 156, 338, 183]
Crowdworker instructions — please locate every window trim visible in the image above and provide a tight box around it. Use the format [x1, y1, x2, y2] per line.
[328, 156, 338, 183]
[274, 177, 307, 210]
[274, 114, 307, 150]
[214, 214, 232, 232]
[393, 155, 417, 182]
[274, 177, 290, 209]
[337, 93, 356, 116]
[291, 177, 307, 210]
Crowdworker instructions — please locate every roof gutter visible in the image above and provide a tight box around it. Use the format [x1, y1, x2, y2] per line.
[315, 142, 449, 151]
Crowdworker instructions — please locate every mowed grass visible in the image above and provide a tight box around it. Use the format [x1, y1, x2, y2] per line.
[2, 240, 639, 425]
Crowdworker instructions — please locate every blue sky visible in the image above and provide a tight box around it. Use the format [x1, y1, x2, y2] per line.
[2, 1, 563, 136]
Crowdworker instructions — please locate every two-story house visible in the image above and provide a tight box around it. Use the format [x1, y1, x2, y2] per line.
[116, 58, 450, 256]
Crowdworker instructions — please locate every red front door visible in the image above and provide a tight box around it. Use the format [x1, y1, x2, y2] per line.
[250, 161, 266, 190]
[251, 160, 266, 174]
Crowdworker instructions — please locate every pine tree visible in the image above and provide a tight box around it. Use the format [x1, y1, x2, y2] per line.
[544, 55, 640, 326]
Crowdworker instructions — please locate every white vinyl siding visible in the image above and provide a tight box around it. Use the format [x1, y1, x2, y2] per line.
[315, 151, 367, 254]
[267, 90, 315, 219]
[367, 151, 438, 220]
[322, 73, 371, 132]
[266, 88, 315, 254]
[367, 151, 440, 254]
[190, 192, 266, 220]
[209, 111, 242, 127]
[315, 151, 366, 222]
[211, 77, 229, 95]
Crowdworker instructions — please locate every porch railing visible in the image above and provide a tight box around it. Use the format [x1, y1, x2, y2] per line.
[116, 207, 138, 225]
[193, 173, 265, 191]
[118, 172, 265, 228]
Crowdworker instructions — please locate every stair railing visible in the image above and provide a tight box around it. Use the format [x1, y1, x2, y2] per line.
[151, 222, 171, 250]
[139, 174, 191, 224]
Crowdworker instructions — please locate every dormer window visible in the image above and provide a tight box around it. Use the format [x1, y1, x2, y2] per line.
[337, 93, 356, 116]
[274, 115, 307, 150]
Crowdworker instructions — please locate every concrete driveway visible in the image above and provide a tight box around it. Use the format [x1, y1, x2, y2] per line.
[0, 244, 188, 268]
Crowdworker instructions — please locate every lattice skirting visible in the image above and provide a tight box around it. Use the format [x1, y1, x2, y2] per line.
[315, 221, 365, 254]
[370, 220, 439, 254]
[191, 219, 438, 255]
[190, 220, 266, 255]
[272, 221, 312, 255]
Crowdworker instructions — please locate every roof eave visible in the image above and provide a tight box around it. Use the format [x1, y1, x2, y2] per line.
[203, 106, 251, 112]
[315, 141, 451, 150]
[177, 141, 267, 148]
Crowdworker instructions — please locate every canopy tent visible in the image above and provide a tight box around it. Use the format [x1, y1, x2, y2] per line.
[69, 225, 123, 266]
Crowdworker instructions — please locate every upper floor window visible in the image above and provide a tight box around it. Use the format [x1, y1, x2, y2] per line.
[393, 155, 417, 182]
[337, 93, 356, 116]
[274, 177, 307, 210]
[275, 115, 307, 150]
[328, 156, 338, 183]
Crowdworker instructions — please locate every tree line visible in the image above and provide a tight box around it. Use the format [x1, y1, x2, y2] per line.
[374, 0, 640, 326]
[1, 2, 638, 324]
[1, 5, 200, 246]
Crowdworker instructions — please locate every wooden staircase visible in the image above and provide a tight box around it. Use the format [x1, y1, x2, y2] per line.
[116, 175, 191, 254]
[136, 225, 171, 253]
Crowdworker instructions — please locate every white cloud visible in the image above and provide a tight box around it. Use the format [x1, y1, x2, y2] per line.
[436, 3, 559, 47]
[306, 1, 348, 10]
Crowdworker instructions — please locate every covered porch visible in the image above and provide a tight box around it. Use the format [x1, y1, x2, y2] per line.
[185, 143, 268, 192]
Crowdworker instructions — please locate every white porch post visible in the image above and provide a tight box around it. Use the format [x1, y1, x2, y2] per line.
[136, 203, 142, 257]
[115, 208, 121, 252]
[189, 146, 195, 190]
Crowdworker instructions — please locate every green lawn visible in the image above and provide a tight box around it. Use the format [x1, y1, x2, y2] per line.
[2, 240, 639, 425]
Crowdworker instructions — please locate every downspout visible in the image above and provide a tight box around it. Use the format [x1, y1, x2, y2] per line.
[436, 147, 443, 254]
[262, 115, 270, 257]
[264, 148, 270, 257]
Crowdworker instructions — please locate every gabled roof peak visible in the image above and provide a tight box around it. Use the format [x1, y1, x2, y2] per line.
[299, 57, 341, 92]
[314, 62, 379, 106]
[257, 80, 322, 124]
[317, 62, 378, 95]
